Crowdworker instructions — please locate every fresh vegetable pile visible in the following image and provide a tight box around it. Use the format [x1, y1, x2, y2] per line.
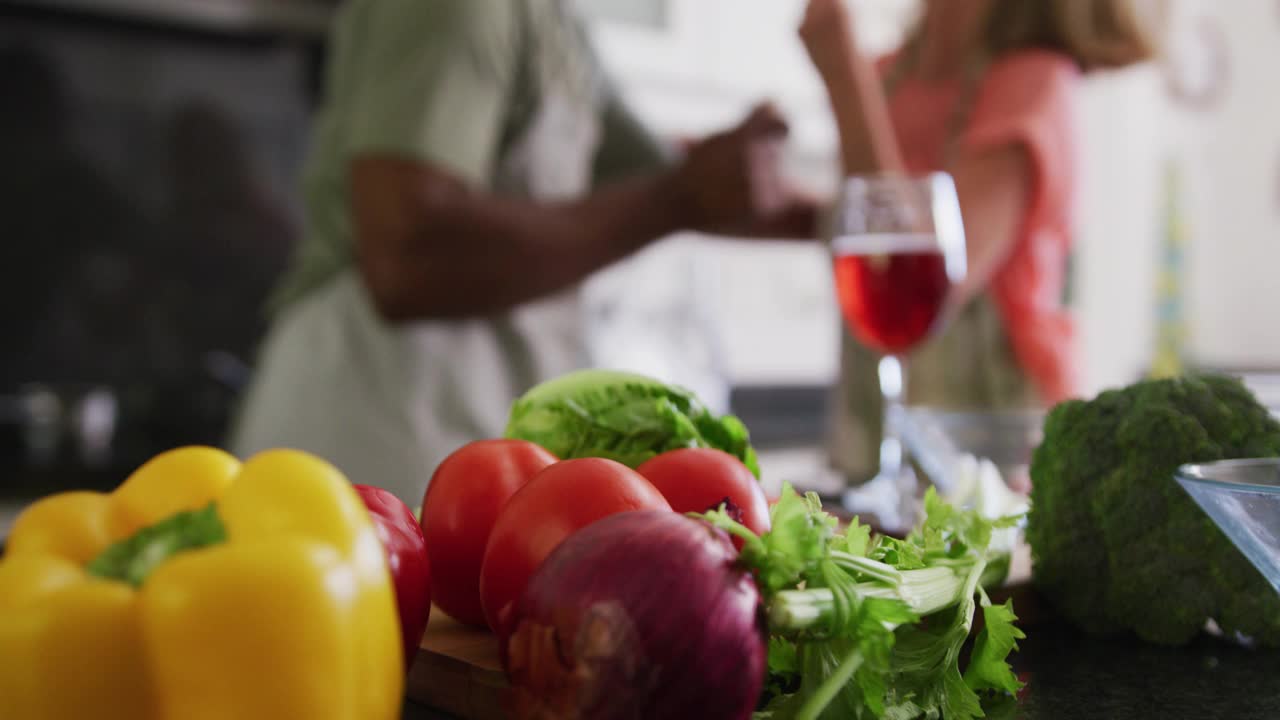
[1028, 373, 1280, 646]
[419, 369, 1025, 719]
[0, 368, 1027, 720]
[506, 487, 1022, 720]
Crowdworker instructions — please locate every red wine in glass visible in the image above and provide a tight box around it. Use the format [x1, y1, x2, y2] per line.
[832, 241, 951, 354]
[827, 174, 967, 513]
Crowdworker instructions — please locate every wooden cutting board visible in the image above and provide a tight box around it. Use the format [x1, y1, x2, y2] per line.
[407, 542, 1039, 719]
[408, 611, 507, 720]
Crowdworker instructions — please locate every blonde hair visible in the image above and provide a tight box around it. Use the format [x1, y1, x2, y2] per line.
[981, 0, 1162, 70]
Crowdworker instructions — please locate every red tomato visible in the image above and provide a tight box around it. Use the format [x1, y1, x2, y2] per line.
[479, 458, 671, 641]
[355, 484, 432, 668]
[420, 439, 558, 626]
[637, 448, 771, 538]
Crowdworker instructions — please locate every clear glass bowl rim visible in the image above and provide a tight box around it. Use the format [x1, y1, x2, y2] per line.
[1176, 458, 1280, 495]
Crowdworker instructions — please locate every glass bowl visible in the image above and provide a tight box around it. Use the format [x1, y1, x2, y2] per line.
[1176, 459, 1280, 592]
[898, 406, 1044, 494]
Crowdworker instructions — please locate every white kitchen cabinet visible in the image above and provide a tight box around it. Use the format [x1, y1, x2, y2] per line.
[579, 0, 914, 160]
[581, 0, 720, 98]
[580, 0, 1174, 397]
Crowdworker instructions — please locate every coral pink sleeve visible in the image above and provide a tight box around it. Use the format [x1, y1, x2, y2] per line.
[965, 52, 1082, 404]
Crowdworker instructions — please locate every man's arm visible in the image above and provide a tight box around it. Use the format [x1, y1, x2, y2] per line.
[353, 104, 814, 322]
[353, 159, 685, 320]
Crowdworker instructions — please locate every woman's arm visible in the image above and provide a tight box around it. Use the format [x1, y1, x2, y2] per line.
[948, 144, 1032, 306]
[800, 0, 1034, 307]
[799, 0, 904, 175]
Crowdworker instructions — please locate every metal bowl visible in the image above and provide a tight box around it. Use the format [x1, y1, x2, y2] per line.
[1177, 459, 1280, 592]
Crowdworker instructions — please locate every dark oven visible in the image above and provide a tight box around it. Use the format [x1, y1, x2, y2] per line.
[0, 1, 325, 491]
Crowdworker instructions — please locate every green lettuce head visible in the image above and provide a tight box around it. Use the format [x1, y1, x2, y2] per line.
[504, 369, 760, 477]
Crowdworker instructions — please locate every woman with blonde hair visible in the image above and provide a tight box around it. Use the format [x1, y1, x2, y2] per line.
[801, 0, 1159, 485]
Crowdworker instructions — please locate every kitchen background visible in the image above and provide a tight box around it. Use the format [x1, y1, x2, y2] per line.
[0, 0, 1275, 525]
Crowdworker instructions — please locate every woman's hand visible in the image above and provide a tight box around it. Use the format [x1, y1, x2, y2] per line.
[799, 0, 858, 83]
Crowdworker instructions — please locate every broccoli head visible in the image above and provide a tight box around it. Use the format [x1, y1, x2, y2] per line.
[1027, 374, 1280, 646]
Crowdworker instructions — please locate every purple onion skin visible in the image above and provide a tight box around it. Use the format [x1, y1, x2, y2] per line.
[506, 510, 766, 720]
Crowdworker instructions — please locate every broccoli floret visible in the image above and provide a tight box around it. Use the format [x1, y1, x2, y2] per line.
[1027, 374, 1280, 646]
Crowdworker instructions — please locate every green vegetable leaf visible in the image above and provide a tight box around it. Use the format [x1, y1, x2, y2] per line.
[504, 369, 761, 475]
[912, 486, 995, 559]
[837, 521, 872, 558]
[693, 411, 761, 477]
[769, 636, 801, 676]
[738, 485, 837, 595]
[760, 636, 803, 711]
[992, 514, 1022, 530]
[979, 693, 1020, 720]
[705, 476, 1021, 720]
[964, 600, 1026, 695]
[943, 662, 986, 720]
[881, 603, 984, 720]
[86, 502, 227, 587]
[868, 536, 926, 570]
[758, 488, 1020, 720]
[698, 503, 762, 550]
[850, 597, 917, 716]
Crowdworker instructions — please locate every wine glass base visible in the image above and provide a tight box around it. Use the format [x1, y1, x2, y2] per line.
[840, 466, 921, 536]
[782, 462, 923, 535]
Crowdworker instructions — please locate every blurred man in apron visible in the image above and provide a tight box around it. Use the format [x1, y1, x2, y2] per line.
[229, 0, 816, 502]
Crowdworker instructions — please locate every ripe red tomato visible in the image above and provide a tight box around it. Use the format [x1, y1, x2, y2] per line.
[479, 458, 671, 641]
[355, 484, 432, 668]
[420, 439, 558, 626]
[636, 448, 771, 538]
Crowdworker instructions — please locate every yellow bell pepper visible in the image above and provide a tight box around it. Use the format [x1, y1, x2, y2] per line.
[0, 446, 404, 720]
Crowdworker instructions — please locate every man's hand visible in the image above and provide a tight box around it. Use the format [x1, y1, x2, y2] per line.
[668, 103, 819, 238]
[349, 104, 819, 323]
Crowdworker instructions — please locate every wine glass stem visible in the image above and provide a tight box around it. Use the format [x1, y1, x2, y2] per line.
[878, 354, 906, 479]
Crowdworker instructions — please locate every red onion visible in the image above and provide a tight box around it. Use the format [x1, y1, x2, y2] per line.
[505, 511, 765, 720]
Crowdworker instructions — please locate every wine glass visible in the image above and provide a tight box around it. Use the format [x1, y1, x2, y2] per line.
[828, 172, 967, 517]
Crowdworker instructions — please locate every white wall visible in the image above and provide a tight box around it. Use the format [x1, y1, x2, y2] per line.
[1073, 67, 1168, 394]
[1040, 0, 1280, 392]
[1178, 0, 1280, 369]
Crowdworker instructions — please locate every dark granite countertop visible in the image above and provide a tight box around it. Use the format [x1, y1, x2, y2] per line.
[401, 616, 1280, 720]
[1010, 619, 1280, 720]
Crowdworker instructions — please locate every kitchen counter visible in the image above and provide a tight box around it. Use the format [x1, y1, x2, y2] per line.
[1011, 618, 1280, 719]
[8, 448, 1279, 719]
[401, 613, 1280, 719]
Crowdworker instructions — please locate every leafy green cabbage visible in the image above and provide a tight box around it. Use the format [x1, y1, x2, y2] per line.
[504, 369, 760, 477]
